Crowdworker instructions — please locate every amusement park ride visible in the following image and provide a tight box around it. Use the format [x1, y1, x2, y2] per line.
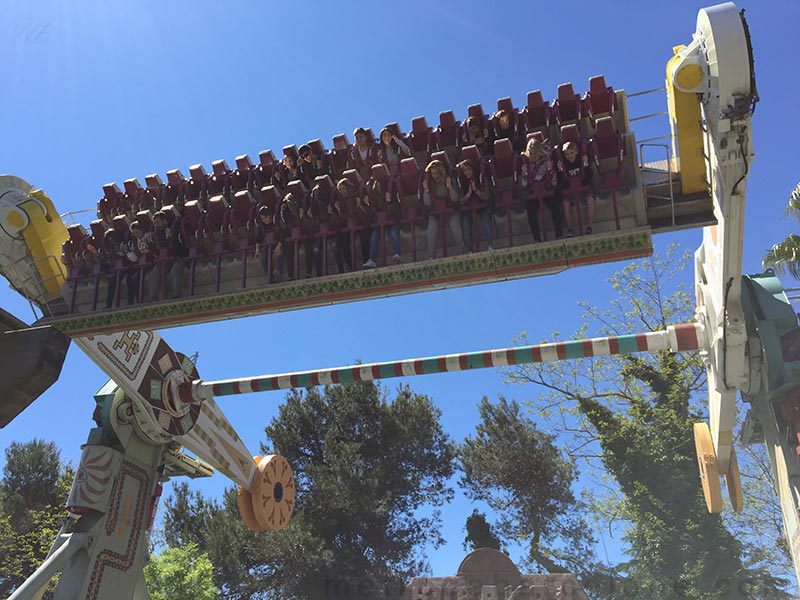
[1, 2, 798, 597]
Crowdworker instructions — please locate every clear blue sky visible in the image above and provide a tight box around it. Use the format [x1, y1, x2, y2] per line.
[1, 0, 797, 580]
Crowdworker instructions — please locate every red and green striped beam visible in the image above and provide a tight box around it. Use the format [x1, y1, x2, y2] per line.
[180, 323, 705, 402]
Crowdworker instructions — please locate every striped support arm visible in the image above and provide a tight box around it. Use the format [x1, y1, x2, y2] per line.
[183, 323, 705, 401]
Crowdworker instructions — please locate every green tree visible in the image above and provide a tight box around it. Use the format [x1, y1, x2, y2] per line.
[463, 509, 503, 552]
[0, 439, 74, 597]
[461, 396, 595, 575]
[163, 380, 456, 599]
[504, 246, 792, 598]
[764, 182, 800, 278]
[144, 542, 218, 600]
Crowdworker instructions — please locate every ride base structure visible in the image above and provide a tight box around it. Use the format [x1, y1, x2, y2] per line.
[3, 2, 800, 598]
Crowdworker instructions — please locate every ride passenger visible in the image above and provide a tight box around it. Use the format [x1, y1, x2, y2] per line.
[520, 138, 563, 241]
[278, 192, 302, 280]
[368, 175, 403, 263]
[377, 127, 411, 175]
[494, 109, 522, 151]
[422, 159, 461, 259]
[456, 159, 493, 252]
[558, 141, 596, 236]
[356, 180, 379, 269]
[301, 190, 323, 278]
[328, 180, 354, 274]
[298, 144, 331, 186]
[150, 210, 187, 300]
[273, 154, 302, 194]
[460, 116, 492, 156]
[129, 220, 155, 302]
[99, 228, 138, 308]
[336, 177, 377, 269]
[255, 205, 282, 283]
[348, 127, 378, 181]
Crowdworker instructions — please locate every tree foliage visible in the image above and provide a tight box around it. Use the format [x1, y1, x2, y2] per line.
[764, 182, 800, 279]
[463, 509, 502, 552]
[502, 246, 792, 598]
[460, 396, 594, 574]
[0, 439, 73, 597]
[144, 542, 218, 600]
[163, 380, 456, 599]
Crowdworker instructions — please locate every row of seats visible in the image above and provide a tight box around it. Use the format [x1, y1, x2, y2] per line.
[95, 76, 620, 225]
[62, 111, 630, 313]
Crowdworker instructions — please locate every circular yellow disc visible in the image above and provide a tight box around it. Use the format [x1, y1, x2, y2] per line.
[237, 488, 263, 532]
[6, 210, 26, 230]
[676, 63, 704, 90]
[237, 456, 265, 532]
[693, 422, 723, 513]
[723, 446, 744, 513]
[250, 454, 295, 531]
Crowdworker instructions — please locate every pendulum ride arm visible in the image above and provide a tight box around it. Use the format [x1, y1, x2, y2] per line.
[8, 330, 297, 600]
[668, 3, 757, 476]
[73, 330, 296, 532]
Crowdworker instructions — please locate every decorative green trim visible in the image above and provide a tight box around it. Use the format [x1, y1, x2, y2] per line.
[38, 228, 653, 337]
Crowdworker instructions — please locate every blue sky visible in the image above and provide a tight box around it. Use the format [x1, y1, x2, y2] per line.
[1, 0, 798, 581]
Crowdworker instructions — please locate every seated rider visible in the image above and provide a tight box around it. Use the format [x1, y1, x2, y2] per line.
[557, 141, 596, 236]
[520, 138, 563, 241]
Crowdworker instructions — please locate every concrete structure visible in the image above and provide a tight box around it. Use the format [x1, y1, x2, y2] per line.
[401, 549, 588, 600]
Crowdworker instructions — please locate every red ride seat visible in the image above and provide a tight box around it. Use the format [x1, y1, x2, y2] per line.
[310, 174, 335, 274]
[523, 90, 551, 137]
[384, 122, 407, 144]
[435, 110, 460, 160]
[398, 157, 422, 208]
[188, 164, 210, 204]
[144, 174, 166, 210]
[123, 179, 145, 213]
[491, 139, 515, 186]
[306, 139, 332, 178]
[62, 224, 89, 312]
[586, 75, 616, 126]
[341, 168, 362, 192]
[429, 150, 451, 174]
[490, 138, 518, 245]
[258, 185, 282, 214]
[234, 154, 256, 193]
[231, 190, 256, 243]
[460, 145, 490, 185]
[331, 134, 351, 179]
[210, 159, 233, 197]
[282, 145, 299, 162]
[205, 194, 232, 292]
[553, 83, 582, 129]
[256, 150, 278, 191]
[468, 104, 492, 133]
[590, 116, 626, 230]
[111, 214, 131, 235]
[307, 139, 326, 158]
[286, 180, 308, 205]
[496, 97, 514, 114]
[231, 190, 259, 287]
[495, 97, 523, 140]
[63, 224, 88, 274]
[558, 125, 588, 166]
[181, 199, 206, 295]
[100, 182, 122, 223]
[408, 116, 432, 165]
[165, 169, 188, 205]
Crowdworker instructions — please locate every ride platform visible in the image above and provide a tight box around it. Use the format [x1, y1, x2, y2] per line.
[36, 227, 652, 337]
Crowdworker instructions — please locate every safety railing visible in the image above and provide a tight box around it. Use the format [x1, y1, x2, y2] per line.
[639, 143, 676, 227]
